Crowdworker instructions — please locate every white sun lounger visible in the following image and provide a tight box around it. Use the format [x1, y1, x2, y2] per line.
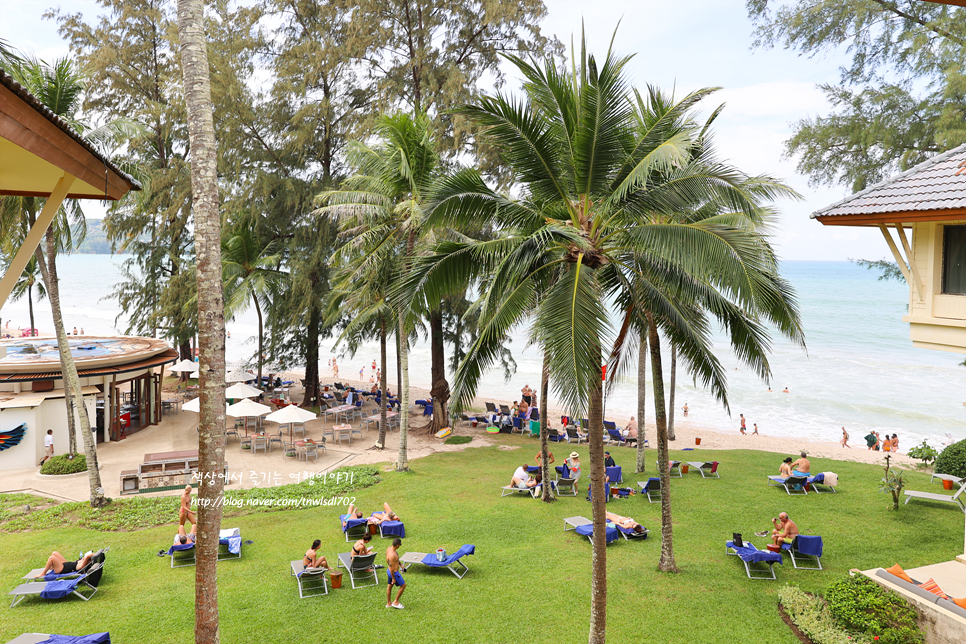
[904, 480, 966, 513]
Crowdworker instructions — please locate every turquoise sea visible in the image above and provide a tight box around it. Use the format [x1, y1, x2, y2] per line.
[2, 255, 962, 448]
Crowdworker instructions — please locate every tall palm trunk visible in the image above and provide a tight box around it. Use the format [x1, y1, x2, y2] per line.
[177, 1, 227, 642]
[429, 309, 450, 433]
[636, 329, 647, 473]
[646, 312, 677, 572]
[27, 283, 35, 337]
[395, 332, 402, 395]
[396, 311, 410, 471]
[253, 293, 263, 388]
[377, 318, 388, 447]
[539, 352, 553, 502]
[668, 344, 676, 441]
[34, 231, 103, 502]
[587, 361, 607, 644]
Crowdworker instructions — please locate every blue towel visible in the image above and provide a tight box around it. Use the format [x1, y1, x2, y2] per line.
[380, 521, 406, 538]
[727, 541, 782, 564]
[574, 524, 619, 543]
[223, 536, 242, 555]
[42, 570, 85, 581]
[605, 466, 622, 482]
[340, 514, 368, 532]
[421, 544, 475, 566]
[424, 403, 433, 416]
[39, 634, 110, 644]
[40, 578, 81, 599]
[641, 477, 660, 492]
[616, 523, 646, 537]
[807, 473, 825, 485]
[788, 535, 823, 556]
[166, 542, 195, 555]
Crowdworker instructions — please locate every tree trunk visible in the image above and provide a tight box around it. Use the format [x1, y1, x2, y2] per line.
[395, 330, 402, 396]
[429, 309, 450, 433]
[27, 284, 35, 338]
[587, 358, 607, 644]
[636, 328, 647, 473]
[539, 351, 554, 503]
[177, 1, 227, 642]
[302, 305, 320, 408]
[377, 318, 388, 447]
[646, 312, 677, 573]
[396, 311, 409, 471]
[35, 229, 103, 503]
[668, 344, 676, 441]
[253, 293, 263, 389]
[45, 237, 78, 457]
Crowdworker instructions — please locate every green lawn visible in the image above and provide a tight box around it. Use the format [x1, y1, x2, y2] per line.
[1, 437, 962, 643]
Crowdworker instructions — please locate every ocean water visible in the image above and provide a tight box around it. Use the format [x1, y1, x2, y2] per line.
[2, 255, 962, 448]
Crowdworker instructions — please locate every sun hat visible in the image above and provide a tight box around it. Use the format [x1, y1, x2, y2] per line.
[570, 452, 579, 459]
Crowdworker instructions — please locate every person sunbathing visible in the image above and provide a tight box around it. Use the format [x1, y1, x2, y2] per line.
[304, 539, 329, 570]
[342, 503, 365, 527]
[174, 523, 197, 546]
[778, 457, 793, 479]
[606, 511, 645, 534]
[36, 550, 94, 578]
[369, 503, 400, 524]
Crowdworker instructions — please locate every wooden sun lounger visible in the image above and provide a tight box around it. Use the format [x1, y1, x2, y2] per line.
[290, 560, 329, 598]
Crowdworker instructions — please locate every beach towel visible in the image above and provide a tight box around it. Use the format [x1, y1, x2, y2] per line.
[787, 535, 823, 557]
[616, 523, 645, 537]
[727, 541, 782, 564]
[372, 512, 406, 538]
[166, 533, 241, 556]
[40, 578, 81, 600]
[42, 569, 89, 581]
[822, 472, 838, 487]
[421, 545, 475, 566]
[605, 466, 622, 483]
[39, 634, 111, 644]
[575, 523, 619, 543]
[340, 514, 368, 532]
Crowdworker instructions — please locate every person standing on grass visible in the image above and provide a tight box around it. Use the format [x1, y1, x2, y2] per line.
[40, 429, 54, 466]
[386, 538, 405, 609]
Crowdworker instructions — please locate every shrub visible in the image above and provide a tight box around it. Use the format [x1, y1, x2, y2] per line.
[40, 454, 87, 475]
[778, 585, 871, 644]
[825, 575, 922, 644]
[934, 439, 966, 479]
[444, 435, 472, 445]
[906, 441, 938, 464]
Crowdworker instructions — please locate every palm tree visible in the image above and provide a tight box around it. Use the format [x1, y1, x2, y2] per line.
[0, 53, 133, 504]
[406, 38, 804, 643]
[177, 0, 228, 641]
[6, 256, 47, 336]
[222, 223, 284, 388]
[315, 111, 445, 471]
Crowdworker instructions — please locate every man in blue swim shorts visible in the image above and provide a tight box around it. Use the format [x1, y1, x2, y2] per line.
[385, 537, 405, 609]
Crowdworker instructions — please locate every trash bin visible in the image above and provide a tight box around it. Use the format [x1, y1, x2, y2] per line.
[369, 523, 378, 535]
[330, 570, 343, 589]
[681, 464, 689, 474]
[695, 437, 702, 445]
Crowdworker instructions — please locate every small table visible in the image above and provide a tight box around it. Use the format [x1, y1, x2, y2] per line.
[295, 439, 322, 460]
[333, 424, 353, 446]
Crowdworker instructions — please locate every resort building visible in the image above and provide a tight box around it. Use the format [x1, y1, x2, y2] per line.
[814, 142, 966, 643]
[0, 336, 177, 471]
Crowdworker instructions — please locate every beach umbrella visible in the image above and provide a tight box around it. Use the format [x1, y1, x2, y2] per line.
[226, 398, 271, 418]
[182, 398, 229, 414]
[169, 359, 198, 373]
[265, 405, 316, 424]
[226, 368, 256, 383]
[225, 382, 262, 399]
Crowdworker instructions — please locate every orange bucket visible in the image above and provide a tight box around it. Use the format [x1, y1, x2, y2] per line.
[944, 479, 954, 490]
[695, 438, 702, 446]
[681, 465, 689, 474]
[330, 570, 342, 589]
[369, 523, 378, 535]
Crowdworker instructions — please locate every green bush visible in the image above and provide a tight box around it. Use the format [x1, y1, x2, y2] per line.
[906, 441, 938, 464]
[444, 435, 472, 445]
[40, 454, 87, 475]
[778, 585, 871, 644]
[825, 575, 923, 644]
[934, 439, 966, 479]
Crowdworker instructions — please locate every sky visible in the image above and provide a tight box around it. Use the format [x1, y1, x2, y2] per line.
[3, 0, 893, 261]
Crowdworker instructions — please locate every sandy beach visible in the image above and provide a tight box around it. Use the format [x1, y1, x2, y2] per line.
[311, 373, 924, 469]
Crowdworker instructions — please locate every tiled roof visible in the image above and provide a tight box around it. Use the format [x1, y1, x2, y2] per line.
[0, 66, 141, 192]
[811, 143, 966, 218]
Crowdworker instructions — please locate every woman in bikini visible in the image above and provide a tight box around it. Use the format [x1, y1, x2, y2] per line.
[36, 550, 94, 578]
[304, 539, 329, 570]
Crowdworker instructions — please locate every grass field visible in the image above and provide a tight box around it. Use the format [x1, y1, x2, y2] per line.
[1, 436, 962, 644]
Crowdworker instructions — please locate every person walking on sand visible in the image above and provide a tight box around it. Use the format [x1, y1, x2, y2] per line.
[332, 358, 339, 377]
[359, 367, 364, 380]
[739, 414, 747, 435]
[385, 538, 405, 609]
[752, 423, 759, 435]
[841, 427, 850, 448]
